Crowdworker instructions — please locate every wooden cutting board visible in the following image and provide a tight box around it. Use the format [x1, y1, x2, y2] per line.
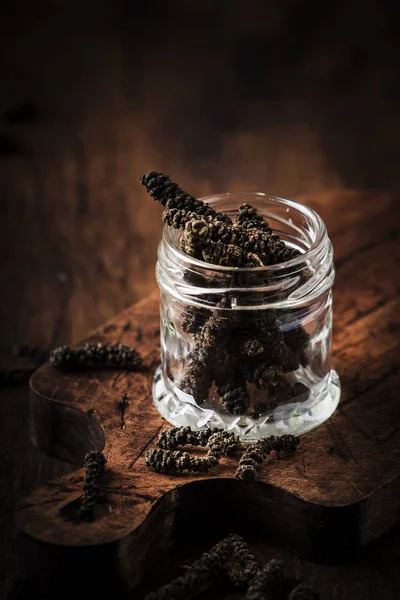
[16, 191, 400, 595]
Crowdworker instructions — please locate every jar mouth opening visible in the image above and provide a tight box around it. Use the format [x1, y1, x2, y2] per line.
[163, 191, 327, 272]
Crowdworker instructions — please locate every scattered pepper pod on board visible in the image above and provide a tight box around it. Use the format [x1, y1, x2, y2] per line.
[50, 342, 143, 371]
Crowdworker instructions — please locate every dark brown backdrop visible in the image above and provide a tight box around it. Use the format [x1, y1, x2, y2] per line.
[1, 0, 399, 347]
[0, 1, 400, 598]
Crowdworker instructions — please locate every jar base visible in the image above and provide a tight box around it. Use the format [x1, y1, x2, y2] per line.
[152, 367, 341, 441]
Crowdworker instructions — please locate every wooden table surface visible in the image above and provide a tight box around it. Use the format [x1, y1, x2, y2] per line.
[1, 2, 400, 598]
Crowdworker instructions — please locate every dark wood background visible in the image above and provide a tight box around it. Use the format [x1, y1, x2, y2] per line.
[1, 1, 400, 598]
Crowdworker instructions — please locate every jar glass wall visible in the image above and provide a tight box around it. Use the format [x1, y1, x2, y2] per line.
[153, 192, 340, 440]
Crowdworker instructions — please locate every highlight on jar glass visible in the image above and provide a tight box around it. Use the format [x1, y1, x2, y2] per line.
[141, 174, 340, 440]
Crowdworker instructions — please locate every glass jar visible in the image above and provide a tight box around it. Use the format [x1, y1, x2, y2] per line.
[153, 192, 340, 440]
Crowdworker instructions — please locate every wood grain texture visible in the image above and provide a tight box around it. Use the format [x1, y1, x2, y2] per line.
[15, 190, 400, 595]
[0, 5, 399, 597]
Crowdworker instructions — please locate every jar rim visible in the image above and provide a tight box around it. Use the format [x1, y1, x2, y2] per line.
[163, 191, 328, 273]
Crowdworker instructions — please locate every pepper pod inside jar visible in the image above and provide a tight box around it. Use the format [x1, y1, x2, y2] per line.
[153, 191, 340, 440]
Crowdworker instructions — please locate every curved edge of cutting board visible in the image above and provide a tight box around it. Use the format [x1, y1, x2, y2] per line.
[15, 289, 400, 592]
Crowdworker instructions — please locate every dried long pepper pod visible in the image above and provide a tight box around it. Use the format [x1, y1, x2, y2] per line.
[143, 535, 229, 600]
[203, 431, 241, 466]
[242, 354, 292, 388]
[142, 172, 299, 265]
[181, 215, 299, 267]
[140, 171, 231, 223]
[197, 296, 232, 351]
[242, 229, 300, 265]
[157, 427, 243, 455]
[251, 367, 295, 411]
[180, 297, 233, 402]
[146, 428, 242, 474]
[217, 379, 250, 415]
[226, 534, 261, 589]
[163, 207, 198, 230]
[144, 534, 258, 600]
[242, 339, 265, 357]
[236, 442, 270, 481]
[245, 559, 284, 599]
[211, 345, 246, 414]
[237, 203, 272, 233]
[232, 317, 280, 371]
[145, 448, 220, 474]
[283, 326, 311, 367]
[180, 218, 212, 259]
[179, 344, 213, 403]
[181, 306, 209, 334]
[236, 435, 299, 481]
[240, 316, 301, 386]
[207, 430, 244, 457]
[180, 216, 263, 267]
[182, 298, 307, 415]
[202, 240, 264, 268]
[146, 447, 205, 475]
[289, 583, 319, 600]
[162, 209, 234, 253]
[78, 451, 107, 522]
[179, 215, 234, 254]
[157, 426, 218, 450]
[191, 300, 304, 415]
[252, 365, 284, 391]
[50, 342, 142, 371]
